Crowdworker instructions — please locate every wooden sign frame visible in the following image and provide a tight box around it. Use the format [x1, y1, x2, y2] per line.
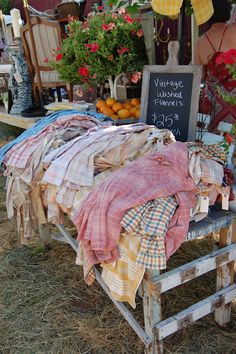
[140, 65, 202, 141]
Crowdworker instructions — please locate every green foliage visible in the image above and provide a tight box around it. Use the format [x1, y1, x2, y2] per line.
[0, 0, 11, 13]
[50, 11, 148, 86]
[221, 123, 236, 158]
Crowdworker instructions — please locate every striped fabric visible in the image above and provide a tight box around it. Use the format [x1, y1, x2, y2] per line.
[151, 0, 214, 25]
[0, 110, 109, 166]
[101, 232, 145, 309]
[121, 196, 177, 270]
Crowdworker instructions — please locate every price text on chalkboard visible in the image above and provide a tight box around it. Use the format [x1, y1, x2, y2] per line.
[140, 66, 202, 142]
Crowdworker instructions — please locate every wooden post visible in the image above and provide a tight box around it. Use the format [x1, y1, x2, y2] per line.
[38, 223, 51, 245]
[215, 224, 236, 326]
[143, 270, 163, 354]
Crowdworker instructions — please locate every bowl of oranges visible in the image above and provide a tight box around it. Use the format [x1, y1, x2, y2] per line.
[96, 97, 141, 120]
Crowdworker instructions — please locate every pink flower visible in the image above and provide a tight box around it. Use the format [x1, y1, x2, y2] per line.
[83, 21, 88, 29]
[117, 47, 129, 55]
[44, 57, 49, 64]
[124, 14, 133, 24]
[55, 47, 60, 52]
[102, 24, 110, 31]
[68, 15, 75, 22]
[78, 66, 89, 77]
[131, 71, 142, 84]
[118, 8, 126, 14]
[136, 29, 143, 38]
[97, 5, 104, 11]
[92, 73, 97, 79]
[108, 22, 115, 30]
[130, 29, 136, 36]
[55, 53, 63, 61]
[85, 43, 99, 52]
[111, 13, 118, 19]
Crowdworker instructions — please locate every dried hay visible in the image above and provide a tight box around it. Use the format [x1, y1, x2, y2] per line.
[0, 176, 235, 354]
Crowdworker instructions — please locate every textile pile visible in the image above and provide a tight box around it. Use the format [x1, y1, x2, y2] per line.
[0, 111, 230, 308]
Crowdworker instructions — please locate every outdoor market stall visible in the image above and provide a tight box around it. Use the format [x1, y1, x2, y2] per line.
[0, 1, 236, 353]
[0, 108, 236, 354]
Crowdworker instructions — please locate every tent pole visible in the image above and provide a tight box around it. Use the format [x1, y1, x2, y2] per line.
[23, 0, 46, 114]
[178, 0, 186, 65]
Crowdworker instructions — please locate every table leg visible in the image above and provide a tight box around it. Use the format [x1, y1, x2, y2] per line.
[38, 223, 51, 245]
[215, 224, 236, 326]
[143, 270, 163, 354]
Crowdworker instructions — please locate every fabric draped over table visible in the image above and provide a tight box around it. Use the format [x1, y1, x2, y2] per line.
[73, 142, 198, 272]
[1, 111, 230, 308]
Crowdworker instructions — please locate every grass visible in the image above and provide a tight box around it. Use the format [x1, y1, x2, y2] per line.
[0, 176, 235, 354]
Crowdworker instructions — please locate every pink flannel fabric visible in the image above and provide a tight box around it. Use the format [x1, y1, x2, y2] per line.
[42, 124, 151, 188]
[4, 115, 103, 169]
[73, 142, 197, 266]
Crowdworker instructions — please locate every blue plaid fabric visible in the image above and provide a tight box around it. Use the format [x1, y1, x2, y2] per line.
[0, 110, 108, 165]
[121, 196, 178, 270]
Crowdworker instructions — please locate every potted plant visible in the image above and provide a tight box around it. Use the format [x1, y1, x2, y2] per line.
[49, 10, 148, 99]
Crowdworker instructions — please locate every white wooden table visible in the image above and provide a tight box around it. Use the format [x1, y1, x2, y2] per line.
[39, 209, 236, 354]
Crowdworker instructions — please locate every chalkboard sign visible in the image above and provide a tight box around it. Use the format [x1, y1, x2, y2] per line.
[140, 65, 202, 142]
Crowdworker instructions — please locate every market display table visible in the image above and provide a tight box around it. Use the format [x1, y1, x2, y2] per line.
[39, 209, 236, 354]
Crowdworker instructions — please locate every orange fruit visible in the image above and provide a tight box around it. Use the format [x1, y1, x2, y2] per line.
[111, 114, 118, 119]
[124, 99, 131, 104]
[96, 99, 106, 109]
[118, 108, 129, 119]
[112, 102, 123, 113]
[103, 108, 114, 117]
[135, 109, 140, 118]
[129, 107, 137, 117]
[106, 97, 116, 107]
[131, 98, 140, 106]
[99, 104, 110, 113]
[123, 102, 132, 110]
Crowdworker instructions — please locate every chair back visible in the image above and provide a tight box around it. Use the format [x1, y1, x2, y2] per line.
[21, 16, 63, 77]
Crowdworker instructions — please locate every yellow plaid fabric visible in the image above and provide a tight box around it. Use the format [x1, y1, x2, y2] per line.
[101, 232, 145, 309]
[151, 0, 214, 25]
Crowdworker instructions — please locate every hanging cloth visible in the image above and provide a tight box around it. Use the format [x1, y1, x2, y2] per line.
[151, 0, 214, 25]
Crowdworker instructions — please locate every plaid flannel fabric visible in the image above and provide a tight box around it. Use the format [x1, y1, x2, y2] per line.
[152, 0, 213, 25]
[0, 110, 109, 166]
[121, 196, 177, 270]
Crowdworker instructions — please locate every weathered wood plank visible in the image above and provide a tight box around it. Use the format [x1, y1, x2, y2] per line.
[215, 225, 236, 326]
[38, 224, 51, 244]
[0, 111, 40, 129]
[143, 271, 163, 354]
[95, 268, 152, 349]
[152, 243, 236, 294]
[55, 224, 153, 349]
[154, 284, 236, 340]
[51, 233, 70, 244]
[187, 210, 236, 241]
[56, 223, 78, 251]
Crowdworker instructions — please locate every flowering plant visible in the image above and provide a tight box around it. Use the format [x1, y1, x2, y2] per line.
[49, 10, 148, 98]
[221, 122, 236, 157]
[215, 48, 236, 105]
